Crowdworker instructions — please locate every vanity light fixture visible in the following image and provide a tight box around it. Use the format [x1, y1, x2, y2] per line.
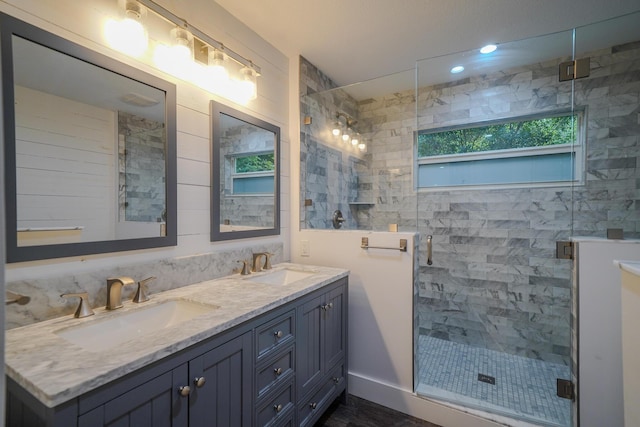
[106, 0, 261, 103]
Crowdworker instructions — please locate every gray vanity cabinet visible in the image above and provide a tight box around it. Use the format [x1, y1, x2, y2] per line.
[75, 331, 252, 427]
[6, 277, 348, 427]
[296, 280, 347, 426]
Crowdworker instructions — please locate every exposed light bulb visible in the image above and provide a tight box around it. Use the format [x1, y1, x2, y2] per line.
[332, 126, 341, 137]
[358, 142, 366, 151]
[239, 66, 258, 101]
[342, 127, 351, 142]
[351, 133, 359, 146]
[104, 1, 148, 57]
[170, 27, 193, 61]
[207, 48, 229, 90]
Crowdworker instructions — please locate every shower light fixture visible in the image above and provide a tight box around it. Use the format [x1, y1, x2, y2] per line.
[358, 142, 367, 152]
[332, 122, 342, 136]
[351, 133, 360, 146]
[480, 44, 497, 54]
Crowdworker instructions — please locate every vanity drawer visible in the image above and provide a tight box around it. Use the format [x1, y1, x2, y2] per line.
[298, 364, 345, 427]
[256, 381, 294, 427]
[256, 346, 294, 399]
[256, 310, 295, 361]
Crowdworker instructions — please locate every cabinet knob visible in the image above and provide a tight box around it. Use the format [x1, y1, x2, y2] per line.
[178, 385, 191, 397]
[194, 376, 206, 388]
[333, 376, 341, 384]
[274, 403, 283, 413]
[309, 402, 317, 410]
[274, 330, 283, 338]
[321, 302, 333, 311]
[274, 367, 283, 376]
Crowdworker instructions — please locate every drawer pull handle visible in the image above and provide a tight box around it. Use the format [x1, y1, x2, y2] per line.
[332, 377, 340, 384]
[178, 385, 191, 397]
[274, 330, 284, 338]
[274, 403, 283, 413]
[274, 367, 283, 376]
[194, 376, 206, 388]
[310, 402, 317, 410]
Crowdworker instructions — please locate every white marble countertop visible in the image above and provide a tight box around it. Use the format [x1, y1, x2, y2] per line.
[615, 260, 640, 277]
[5, 263, 348, 408]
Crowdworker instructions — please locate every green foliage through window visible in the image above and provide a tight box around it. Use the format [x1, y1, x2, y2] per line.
[418, 114, 576, 157]
[235, 153, 274, 173]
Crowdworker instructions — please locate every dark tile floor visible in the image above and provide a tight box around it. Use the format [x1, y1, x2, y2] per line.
[315, 395, 442, 427]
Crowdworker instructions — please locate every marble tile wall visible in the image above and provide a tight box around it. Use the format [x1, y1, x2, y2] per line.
[5, 242, 283, 329]
[299, 56, 366, 230]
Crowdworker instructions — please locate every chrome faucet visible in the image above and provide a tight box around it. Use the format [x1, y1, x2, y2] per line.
[106, 277, 135, 310]
[252, 253, 267, 272]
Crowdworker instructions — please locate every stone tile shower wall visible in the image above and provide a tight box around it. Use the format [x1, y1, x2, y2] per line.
[299, 56, 365, 229]
[118, 111, 166, 222]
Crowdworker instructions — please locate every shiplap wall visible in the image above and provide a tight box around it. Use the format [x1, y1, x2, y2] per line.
[1, 0, 290, 280]
[15, 85, 117, 242]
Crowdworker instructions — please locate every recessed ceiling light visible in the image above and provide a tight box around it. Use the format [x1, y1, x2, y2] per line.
[480, 44, 497, 54]
[450, 65, 464, 74]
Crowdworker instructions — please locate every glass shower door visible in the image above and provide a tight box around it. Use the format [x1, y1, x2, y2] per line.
[414, 30, 577, 426]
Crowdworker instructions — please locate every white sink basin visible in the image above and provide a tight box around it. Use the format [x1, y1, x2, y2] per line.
[55, 300, 218, 352]
[247, 269, 315, 286]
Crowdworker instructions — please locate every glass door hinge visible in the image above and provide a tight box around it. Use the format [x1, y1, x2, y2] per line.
[557, 378, 575, 400]
[556, 241, 573, 260]
[559, 57, 590, 81]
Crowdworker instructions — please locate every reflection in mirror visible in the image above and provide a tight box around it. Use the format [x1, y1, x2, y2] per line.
[2, 13, 177, 262]
[211, 101, 280, 241]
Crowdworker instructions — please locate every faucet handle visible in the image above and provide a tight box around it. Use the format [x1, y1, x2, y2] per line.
[263, 253, 273, 270]
[61, 292, 94, 318]
[239, 260, 251, 276]
[133, 276, 156, 303]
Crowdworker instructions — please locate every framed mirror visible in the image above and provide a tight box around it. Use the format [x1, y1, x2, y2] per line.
[1, 13, 177, 262]
[211, 101, 280, 241]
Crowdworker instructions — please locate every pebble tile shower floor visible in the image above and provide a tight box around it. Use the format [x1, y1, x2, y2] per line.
[416, 335, 571, 427]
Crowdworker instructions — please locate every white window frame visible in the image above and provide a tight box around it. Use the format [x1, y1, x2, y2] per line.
[416, 110, 586, 191]
[230, 152, 274, 196]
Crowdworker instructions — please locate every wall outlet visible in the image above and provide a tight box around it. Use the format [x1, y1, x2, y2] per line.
[301, 240, 310, 257]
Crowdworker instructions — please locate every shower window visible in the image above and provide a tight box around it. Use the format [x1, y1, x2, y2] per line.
[417, 110, 584, 188]
[230, 152, 275, 194]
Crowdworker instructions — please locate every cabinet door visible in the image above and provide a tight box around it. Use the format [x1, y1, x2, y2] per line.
[78, 364, 188, 427]
[296, 294, 324, 400]
[324, 286, 345, 370]
[189, 332, 252, 427]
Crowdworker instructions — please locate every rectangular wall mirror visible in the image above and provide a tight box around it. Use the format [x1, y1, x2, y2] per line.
[1, 13, 177, 262]
[211, 101, 280, 241]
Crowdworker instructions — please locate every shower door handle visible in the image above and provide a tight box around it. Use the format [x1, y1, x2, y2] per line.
[426, 235, 433, 265]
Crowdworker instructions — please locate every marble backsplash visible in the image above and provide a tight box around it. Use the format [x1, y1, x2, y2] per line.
[5, 243, 283, 329]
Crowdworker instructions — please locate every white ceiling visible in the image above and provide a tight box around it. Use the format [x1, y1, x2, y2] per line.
[214, 0, 640, 88]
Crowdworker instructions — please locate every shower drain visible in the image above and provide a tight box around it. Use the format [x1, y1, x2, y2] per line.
[477, 373, 496, 385]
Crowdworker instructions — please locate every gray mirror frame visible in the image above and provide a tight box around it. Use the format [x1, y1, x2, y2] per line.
[210, 101, 280, 241]
[1, 13, 177, 262]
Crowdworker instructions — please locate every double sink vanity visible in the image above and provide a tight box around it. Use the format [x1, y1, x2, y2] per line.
[6, 263, 349, 427]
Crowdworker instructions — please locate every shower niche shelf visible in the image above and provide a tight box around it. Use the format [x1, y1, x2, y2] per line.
[348, 201, 375, 206]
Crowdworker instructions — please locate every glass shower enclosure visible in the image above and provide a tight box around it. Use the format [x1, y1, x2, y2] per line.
[299, 10, 640, 427]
